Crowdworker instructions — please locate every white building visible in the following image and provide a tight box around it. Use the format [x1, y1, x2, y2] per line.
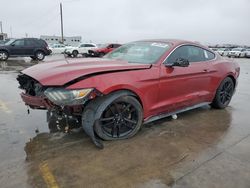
[40, 35, 82, 46]
[0, 33, 8, 41]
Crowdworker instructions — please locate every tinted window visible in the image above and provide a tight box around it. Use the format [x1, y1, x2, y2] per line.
[25, 39, 36, 46]
[85, 44, 95, 47]
[12, 39, 25, 46]
[167, 45, 215, 64]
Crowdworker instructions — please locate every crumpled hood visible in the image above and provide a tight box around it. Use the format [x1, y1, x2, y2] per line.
[21, 58, 151, 86]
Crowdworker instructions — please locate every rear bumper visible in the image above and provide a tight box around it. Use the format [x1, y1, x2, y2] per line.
[20, 93, 52, 109]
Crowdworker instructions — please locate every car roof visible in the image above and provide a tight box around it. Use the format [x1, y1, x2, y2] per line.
[136, 39, 212, 51]
[80, 43, 96, 45]
[136, 39, 202, 46]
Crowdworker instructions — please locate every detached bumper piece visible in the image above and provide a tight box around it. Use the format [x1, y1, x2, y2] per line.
[21, 93, 52, 109]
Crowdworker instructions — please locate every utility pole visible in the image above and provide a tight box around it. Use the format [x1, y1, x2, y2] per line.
[0, 21, 3, 33]
[60, 3, 64, 44]
[10, 26, 12, 38]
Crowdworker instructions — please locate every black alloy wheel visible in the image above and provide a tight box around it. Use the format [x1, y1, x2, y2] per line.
[212, 77, 234, 109]
[93, 94, 143, 141]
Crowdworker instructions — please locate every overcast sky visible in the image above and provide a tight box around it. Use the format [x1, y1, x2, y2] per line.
[1, 0, 250, 45]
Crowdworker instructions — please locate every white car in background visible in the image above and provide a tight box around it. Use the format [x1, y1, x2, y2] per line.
[49, 44, 71, 54]
[245, 48, 250, 58]
[216, 48, 231, 56]
[65, 43, 98, 57]
[228, 48, 246, 58]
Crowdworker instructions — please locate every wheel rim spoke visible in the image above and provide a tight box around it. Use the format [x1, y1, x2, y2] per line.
[102, 121, 114, 128]
[121, 104, 131, 114]
[220, 81, 234, 104]
[124, 117, 137, 124]
[99, 117, 115, 121]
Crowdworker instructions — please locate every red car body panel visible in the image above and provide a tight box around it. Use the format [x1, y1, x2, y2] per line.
[22, 58, 151, 86]
[20, 39, 240, 121]
[95, 47, 113, 54]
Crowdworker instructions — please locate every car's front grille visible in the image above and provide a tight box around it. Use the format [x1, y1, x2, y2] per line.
[17, 74, 46, 96]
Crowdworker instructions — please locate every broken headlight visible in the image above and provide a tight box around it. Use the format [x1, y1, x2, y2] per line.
[44, 88, 93, 106]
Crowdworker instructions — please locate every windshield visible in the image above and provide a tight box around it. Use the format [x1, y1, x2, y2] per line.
[4, 39, 15, 45]
[105, 41, 171, 64]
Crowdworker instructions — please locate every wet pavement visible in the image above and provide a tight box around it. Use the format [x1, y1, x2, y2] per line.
[0, 55, 250, 188]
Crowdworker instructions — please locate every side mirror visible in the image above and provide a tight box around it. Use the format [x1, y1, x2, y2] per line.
[11, 43, 15, 46]
[166, 58, 189, 67]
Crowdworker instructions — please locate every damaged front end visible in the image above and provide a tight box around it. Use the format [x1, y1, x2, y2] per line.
[17, 73, 104, 148]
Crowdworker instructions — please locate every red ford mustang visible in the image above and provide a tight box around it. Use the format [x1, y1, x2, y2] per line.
[17, 39, 240, 148]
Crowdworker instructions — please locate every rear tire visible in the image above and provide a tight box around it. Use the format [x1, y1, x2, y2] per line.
[35, 51, 45, 61]
[72, 50, 78, 58]
[0, 51, 9, 61]
[211, 77, 234, 109]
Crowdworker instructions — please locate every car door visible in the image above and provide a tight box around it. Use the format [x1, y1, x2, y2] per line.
[59, 44, 66, 53]
[24, 39, 36, 55]
[86, 44, 96, 53]
[79, 44, 87, 53]
[157, 45, 215, 114]
[53, 44, 60, 54]
[9, 39, 25, 55]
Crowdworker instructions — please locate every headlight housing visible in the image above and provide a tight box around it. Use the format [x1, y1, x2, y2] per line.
[44, 88, 93, 106]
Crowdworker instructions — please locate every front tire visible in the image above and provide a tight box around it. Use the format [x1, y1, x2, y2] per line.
[211, 77, 234, 109]
[94, 94, 143, 140]
[0, 51, 9, 61]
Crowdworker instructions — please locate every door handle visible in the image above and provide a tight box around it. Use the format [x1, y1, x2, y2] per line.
[203, 69, 209, 72]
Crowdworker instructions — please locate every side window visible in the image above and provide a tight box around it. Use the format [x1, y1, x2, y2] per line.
[25, 40, 36, 46]
[86, 44, 95, 47]
[204, 50, 215, 60]
[167, 46, 189, 64]
[12, 39, 25, 46]
[167, 45, 214, 64]
[80, 44, 86, 47]
[186, 46, 205, 62]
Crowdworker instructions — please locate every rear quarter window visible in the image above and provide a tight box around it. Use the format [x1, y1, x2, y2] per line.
[204, 49, 215, 60]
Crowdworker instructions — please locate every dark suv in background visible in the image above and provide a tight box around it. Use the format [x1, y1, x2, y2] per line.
[0, 38, 51, 61]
